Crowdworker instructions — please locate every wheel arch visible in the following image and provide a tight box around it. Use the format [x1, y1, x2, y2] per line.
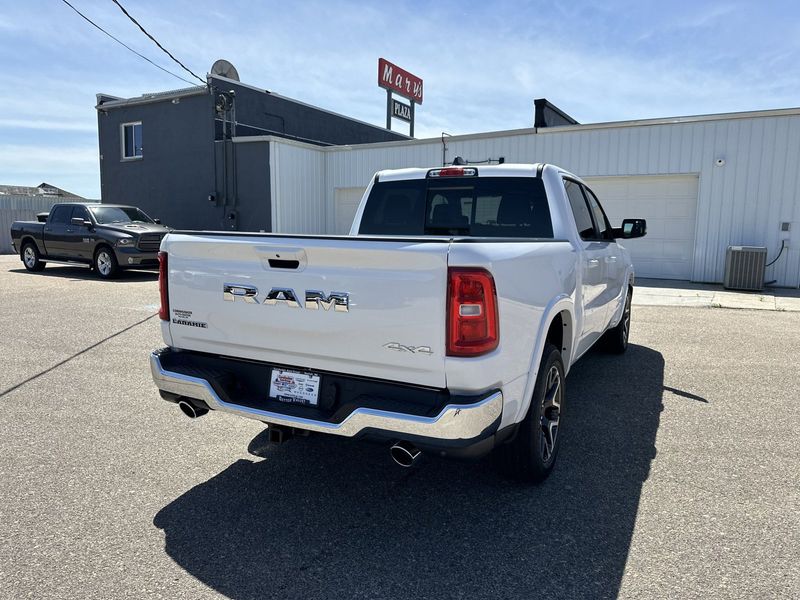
[546, 309, 574, 370]
[511, 295, 575, 425]
[20, 236, 40, 254]
[608, 268, 636, 328]
[94, 241, 114, 257]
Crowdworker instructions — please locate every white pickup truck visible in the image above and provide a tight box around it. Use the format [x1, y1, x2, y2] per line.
[150, 163, 646, 482]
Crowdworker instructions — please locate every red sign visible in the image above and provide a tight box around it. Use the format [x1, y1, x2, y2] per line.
[378, 58, 423, 105]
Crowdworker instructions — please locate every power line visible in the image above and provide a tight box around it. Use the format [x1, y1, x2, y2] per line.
[59, 0, 202, 87]
[109, 0, 206, 84]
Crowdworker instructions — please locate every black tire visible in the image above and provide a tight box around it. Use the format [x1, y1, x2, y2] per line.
[494, 343, 565, 483]
[94, 246, 119, 279]
[21, 242, 46, 272]
[603, 287, 632, 354]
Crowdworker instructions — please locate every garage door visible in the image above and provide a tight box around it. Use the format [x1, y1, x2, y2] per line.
[334, 187, 366, 234]
[583, 175, 699, 280]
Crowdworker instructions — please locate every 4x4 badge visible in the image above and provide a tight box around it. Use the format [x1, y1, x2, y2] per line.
[383, 342, 433, 355]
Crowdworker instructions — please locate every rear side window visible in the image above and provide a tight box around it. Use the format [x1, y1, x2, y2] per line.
[49, 205, 73, 225]
[564, 179, 596, 240]
[359, 176, 553, 238]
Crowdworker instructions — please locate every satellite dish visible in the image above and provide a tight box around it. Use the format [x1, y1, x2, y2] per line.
[211, 59, 240, 82]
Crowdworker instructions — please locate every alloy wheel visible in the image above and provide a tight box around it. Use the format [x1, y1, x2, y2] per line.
[23, 247, 36, 268]
[539, 365, 562, 464]
[97, 252, 112, 276]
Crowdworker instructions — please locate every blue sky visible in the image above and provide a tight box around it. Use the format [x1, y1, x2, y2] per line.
[0, 0, 798, 198]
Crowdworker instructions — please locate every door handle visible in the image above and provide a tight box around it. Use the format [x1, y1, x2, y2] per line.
[587, 259, 600, 268]
[605, 256, 618, 263]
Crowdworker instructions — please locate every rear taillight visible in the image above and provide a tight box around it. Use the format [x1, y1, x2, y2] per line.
[158, 251, 169, 321]
[447, 267, 499, 357]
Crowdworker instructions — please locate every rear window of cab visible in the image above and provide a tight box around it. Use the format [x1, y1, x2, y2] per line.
[358, 176, 553, 238]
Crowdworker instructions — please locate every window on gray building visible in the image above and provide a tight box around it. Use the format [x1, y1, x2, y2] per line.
[121, 122, 143, 159]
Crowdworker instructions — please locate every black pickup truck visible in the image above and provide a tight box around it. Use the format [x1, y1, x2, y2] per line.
[11, 203, 170, 279]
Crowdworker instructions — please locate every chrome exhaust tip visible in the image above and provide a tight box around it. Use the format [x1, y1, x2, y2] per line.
[178, 399, 208, 419]
[390, 441, 422, 468]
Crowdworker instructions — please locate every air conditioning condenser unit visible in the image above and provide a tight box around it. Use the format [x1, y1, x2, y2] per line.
[723, 246, 767, 291]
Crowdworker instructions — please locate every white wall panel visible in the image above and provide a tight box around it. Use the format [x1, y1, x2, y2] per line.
[270, 111, 800, 286]
[268, 141, 326, 234]
[333, 187, 366, 234]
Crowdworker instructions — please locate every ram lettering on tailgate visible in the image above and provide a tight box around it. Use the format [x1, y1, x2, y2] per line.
[222, 283, 349, 312]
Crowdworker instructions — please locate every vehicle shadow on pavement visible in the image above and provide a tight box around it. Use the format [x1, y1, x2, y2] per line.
[154, 344, 664, 600]
[9, 267, 157, 282]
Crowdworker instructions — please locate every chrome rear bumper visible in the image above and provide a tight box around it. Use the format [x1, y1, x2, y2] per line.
[150, 350, 503, 441]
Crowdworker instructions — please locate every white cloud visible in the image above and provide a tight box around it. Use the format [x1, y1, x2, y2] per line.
[0, 119, 97, 132]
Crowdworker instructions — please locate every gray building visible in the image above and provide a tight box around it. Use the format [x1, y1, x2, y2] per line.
[96, 73, 409, 231]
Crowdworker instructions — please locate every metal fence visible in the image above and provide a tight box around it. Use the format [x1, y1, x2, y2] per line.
[0, 196, 98, 254]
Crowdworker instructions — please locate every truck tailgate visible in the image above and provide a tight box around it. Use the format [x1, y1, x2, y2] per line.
[163, 233, 449, 388]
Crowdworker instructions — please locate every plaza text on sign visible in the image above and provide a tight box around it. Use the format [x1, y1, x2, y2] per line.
[392, 99, 412, 122]
[378, 58, 423, 104]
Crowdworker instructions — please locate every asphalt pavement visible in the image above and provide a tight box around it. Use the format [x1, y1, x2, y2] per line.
[0, 254, 797, 599]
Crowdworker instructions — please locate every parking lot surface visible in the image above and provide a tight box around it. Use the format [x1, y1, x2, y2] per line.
[0, 254, 797, 600]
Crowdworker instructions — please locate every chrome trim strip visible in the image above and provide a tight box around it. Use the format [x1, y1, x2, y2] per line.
[150, 351, 502, 440]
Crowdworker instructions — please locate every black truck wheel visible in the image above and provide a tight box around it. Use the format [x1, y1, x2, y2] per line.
[494, 343, 565, 483]
[603, 287, 632, 354]
[94, 246, 119, 279]
[21, 242, 46, 272]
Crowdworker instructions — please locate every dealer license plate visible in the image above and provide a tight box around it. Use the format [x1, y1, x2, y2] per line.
[269, 369, 320, 406]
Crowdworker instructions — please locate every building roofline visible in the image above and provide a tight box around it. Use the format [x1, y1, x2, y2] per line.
[538, 105, 800, 133]
[0, 182, 85, 199]
[253, 105, 800, 153]
[213, 103, 800, 157]
[95, 85, 207, 110]
[209, 74, 410, 139]
[232, 135, 322, 150]
[95, 93, 123, 104]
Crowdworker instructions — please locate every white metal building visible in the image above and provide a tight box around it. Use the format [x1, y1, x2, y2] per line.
[236, 107, 800, 287]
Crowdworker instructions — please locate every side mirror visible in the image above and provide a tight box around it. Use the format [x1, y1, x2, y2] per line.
[71, 217, 91, 228]
[614, 218, 647, 239]
[153, 218, 161, 224]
